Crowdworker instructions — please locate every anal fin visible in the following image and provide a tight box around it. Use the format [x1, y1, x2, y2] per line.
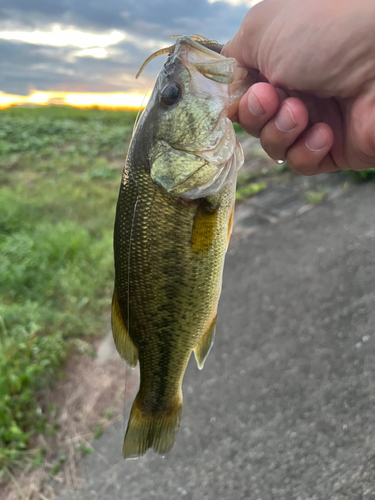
[111, 288, 138, 367]
[194, 315, 217, 370]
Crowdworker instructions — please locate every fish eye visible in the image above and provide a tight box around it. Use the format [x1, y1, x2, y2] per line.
[159, 82, 182, 108]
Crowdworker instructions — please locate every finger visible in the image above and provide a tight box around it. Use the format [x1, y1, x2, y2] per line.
[286, 123, 337, 175]
[237, 82, 280, 138]
[259, 97, 309, 161]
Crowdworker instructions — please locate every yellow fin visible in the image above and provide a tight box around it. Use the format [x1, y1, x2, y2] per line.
[191, 199, 220, 256]
[123, 394, 182, 459]
[111, 288, 138, 367]
[194, 315, 217, 370]
[227, 203, 235, 248]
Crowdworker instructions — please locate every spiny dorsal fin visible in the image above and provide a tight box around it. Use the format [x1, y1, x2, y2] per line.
[111, 288, 138, 367]
[194, 315, 217, 370]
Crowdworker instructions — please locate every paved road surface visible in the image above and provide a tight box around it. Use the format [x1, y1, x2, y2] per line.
[57, 179, 375, 500]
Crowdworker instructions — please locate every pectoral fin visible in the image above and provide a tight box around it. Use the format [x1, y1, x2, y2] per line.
[111, 288, 138, 367]
[191, 199, 220, 255]
[194, 315, 217, 370]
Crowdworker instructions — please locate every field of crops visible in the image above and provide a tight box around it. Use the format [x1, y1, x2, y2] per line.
[0, 106, 137, 471]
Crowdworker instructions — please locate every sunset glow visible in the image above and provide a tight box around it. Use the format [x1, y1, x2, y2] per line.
[0, 90, 149, 110]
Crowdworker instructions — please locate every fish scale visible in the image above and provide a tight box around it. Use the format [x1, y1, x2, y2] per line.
[112, 35, 249, 458]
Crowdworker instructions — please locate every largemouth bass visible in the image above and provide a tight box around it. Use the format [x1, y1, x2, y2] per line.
[112, 35, 248, 459]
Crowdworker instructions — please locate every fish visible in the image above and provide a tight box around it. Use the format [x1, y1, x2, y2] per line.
[112, 35, 249, 459]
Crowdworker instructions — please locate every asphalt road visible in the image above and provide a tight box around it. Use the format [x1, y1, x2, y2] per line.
[57, 179, 375, 500]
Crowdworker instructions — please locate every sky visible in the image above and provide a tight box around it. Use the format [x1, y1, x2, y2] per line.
[0, 0, 261, 108]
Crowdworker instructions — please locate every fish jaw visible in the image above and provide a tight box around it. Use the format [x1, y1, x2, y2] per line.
[176, 35, 249, 116]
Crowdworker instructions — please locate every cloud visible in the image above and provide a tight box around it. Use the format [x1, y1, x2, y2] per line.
[75, 48, 107, 58]
[0, 0, 251, 96]
[0, 26, 125, 48]
[0, 38, 156, 95]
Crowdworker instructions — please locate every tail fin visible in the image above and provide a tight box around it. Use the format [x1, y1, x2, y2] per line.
[123, 394, 182, 459]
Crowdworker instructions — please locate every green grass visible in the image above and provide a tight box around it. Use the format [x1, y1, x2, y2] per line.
[0, 106, 137, 469]
[343, 168, 375, 181]
[233, 122, 245, 135]
[235, 181, 266, 201]
[304, 187, 327, 205]
[235, 169, 267, 202]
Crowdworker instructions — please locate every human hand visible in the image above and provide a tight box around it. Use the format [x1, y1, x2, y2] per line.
[222, 0, 375, 175]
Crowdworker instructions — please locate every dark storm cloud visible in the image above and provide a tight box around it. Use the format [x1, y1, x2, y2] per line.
[0, 0, 249, 95]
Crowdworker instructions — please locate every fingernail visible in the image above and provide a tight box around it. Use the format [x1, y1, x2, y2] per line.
[305, 126, 328, 151]
[247, 91, 265, 117]
[274, 104, 297, 132]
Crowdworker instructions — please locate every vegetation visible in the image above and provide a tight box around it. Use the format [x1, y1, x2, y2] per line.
[0, 106, 137, 470]
[343, 168, 375, 181]
[236, 180, 266, 201]
[4, 105, 367, 474]
[235, 163, 267, 203]
[304, 187, 327, 205]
